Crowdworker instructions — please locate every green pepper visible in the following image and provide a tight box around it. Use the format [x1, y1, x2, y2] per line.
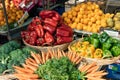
[114, 42, 120, 47]
[106, 37, 113, 43]
[83, 37, 90, 42]
[99, 32, 109, 43]
[91, 33, 99, 38]
[111, 46, 120, 57]
[90, 38, 100, 48]
[102, 50, 113, 59]
[102, 42, 112, 50]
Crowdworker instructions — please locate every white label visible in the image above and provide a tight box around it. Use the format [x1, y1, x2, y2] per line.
[104, 30, 119, 37]
[19, 1, 25, 8]
[18, 11, 29, 25]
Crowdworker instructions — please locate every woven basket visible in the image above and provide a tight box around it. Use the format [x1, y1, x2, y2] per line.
[68, 38, 120, 66]
[0, 74, 16, 80]
[23, 39, 70, 53]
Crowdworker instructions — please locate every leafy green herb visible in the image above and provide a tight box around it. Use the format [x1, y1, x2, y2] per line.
[36, 57, 85, 80]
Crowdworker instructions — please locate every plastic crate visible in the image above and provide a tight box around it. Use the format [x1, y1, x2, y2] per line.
[106, 63, 120, 79]
[105, 0, 120, 13]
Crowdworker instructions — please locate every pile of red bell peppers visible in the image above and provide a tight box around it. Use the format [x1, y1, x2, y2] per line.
[21, 10, 73, 46]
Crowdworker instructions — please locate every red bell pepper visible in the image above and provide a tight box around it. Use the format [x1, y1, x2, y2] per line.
[30, 31, 37, 39]
[38, 24, 44, 37]
[27, 23, 34, 31]
[43, 24, 56, 34]
[39, 10, 54, 19]
[52, 11, 61, 21]
[36, 38, 45, 46]
[44, 32, 54, 44]
[29, 31, 37, 45]
[59, 24, 73, 37]
[35, 24, 44, 38]
[56, 28, 70, 37]
[44, 18, 58, 27]
[21, 31, 29, 38]
[57, 36, 73, 44]
[32, 16, 41, 25]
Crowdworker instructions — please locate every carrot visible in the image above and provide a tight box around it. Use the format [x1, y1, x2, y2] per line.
[73, 54, 80, 63]
[75, 57, 82, 64]
[57, 49, 60, 59]
[14, 73, 39, 79]
[31, 52, 40, 64]
[69, 52, 73, 61]
[58, 49, 63, 58]
[90, 66, 100, 73]
[86, 76, 101, 80]
[62, 51, 66, 57]
[86, 72, 107, 78]
[28, 58, 37, 64]
[13, 66, 34, 73]
[14, 73, 30, 79]
[15, 69, 25, 73]
[29, 74, 39, 79]
[82, 62, 97, 72]
[41, 52, 46, 64]
[46, 53, 50, 62]
[71, 53, 76, 63]
[26, 59, 39, 67]
[47, 49, 54, 58]
[36, 54, 42, 64]
[86, 66, 99, 74]
[79, 64, 87, 72]
[23, 64, 37, 71]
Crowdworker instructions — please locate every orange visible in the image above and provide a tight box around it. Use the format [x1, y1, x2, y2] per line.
[0, 21, 5, 26]
[72, 11, 77, 17]
[77, 14, 82, 19]
[92, 27, 98, 33]
[83, 25, 87, 31]
[75, 18, 80, 23]
[98, 10, 103, 16]
[91, 17, 96, 23]
[88, 21, 92, 26]
[62, 12, 67, 17]
[71, 23, 77, 29]
[66, 18, 71, 24]
[76, 23, 83, 30]
[0, 17, 4, 21]
[83, 19, 88, 25]
[68, 14, 72, 19]
[96, 20, 101, 25]
[72, 17, 76, 22]
[75, 6, 80, 12]
[8, 19, 13, 23]
[80, 19, 84, 24]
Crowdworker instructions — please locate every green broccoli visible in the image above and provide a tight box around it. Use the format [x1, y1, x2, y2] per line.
[0, 63, 7, 73]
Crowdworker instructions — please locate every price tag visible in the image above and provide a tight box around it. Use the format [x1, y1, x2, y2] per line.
[19, 1, 25, 8]
[103, 30, 119, 37]
[18, 11, 29, 25]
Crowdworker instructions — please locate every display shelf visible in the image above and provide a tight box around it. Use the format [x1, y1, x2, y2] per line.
[0, 18, 32, 35]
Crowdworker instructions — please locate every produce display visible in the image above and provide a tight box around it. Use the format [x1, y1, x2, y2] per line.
[62, 2, 114, 33]
[70, 32, 120, 59]
[0, 0, 24, 29]
[107, 12, 120, 31]
[0, 41, 38, 74]
[13, 50, 107, 80]
[21, 10, 73, 46]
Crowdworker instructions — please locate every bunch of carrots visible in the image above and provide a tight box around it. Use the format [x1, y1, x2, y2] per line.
[78, 62, 107, 80]
[13, 50, 107, 80]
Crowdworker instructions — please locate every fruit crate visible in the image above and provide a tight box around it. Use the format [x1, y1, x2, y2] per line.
[105, 0, 120, 13]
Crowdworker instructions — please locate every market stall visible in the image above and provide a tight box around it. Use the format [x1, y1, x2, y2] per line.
[0, 0, 120, 80]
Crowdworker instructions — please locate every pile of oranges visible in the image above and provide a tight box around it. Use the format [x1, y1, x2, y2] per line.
[62, 2, 114, 33]
[0, 0, 24, 26]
